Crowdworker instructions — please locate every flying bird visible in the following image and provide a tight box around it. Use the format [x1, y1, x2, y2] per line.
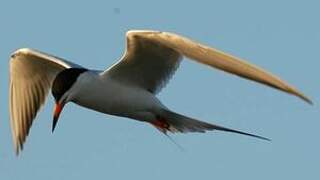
[9, 30, 312, 154]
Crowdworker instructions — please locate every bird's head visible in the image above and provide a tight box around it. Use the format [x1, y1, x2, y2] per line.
[51, 68, 87, 132]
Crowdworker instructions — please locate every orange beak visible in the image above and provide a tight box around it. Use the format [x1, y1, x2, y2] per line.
[52, 102, 65, 132]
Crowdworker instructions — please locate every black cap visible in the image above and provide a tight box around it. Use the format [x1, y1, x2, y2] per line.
[52, 68, 88, 102]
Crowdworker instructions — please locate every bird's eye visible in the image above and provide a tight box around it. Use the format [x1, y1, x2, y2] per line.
[61, 97, 67, 105]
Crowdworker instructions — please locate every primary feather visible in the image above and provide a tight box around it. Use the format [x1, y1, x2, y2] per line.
[106, 30, 311, 103]
[9, 48, 83, 154]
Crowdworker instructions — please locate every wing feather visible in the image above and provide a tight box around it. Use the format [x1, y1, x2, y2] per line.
[9, 48, 82, 154]
[105, 30, 311, 103]
[104, 31, 182, 94]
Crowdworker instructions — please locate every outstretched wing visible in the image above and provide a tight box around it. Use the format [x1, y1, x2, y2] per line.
[9, 48, 83, 154]
[104, 31, 182, 94]
[104, 30, 311, 103]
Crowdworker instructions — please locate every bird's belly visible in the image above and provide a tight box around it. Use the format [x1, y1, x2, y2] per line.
[72, 78, 162, 120]
[73, 93, 118, 115]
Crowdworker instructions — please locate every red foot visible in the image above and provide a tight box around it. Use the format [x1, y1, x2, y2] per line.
[150, 118, 170, 133]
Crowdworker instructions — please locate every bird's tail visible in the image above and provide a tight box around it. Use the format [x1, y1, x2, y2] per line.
[150, 109, 270, 141]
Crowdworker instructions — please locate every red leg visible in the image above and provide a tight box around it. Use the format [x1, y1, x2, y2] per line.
[150, 117, 170, 134]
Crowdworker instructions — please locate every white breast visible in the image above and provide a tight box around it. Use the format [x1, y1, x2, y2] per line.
[69, 71, 164, 121]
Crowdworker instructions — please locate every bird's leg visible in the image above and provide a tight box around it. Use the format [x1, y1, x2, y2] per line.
[150, 116, 185, 151]
[150, 116, 170, 134]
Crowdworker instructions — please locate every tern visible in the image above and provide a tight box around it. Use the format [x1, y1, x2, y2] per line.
[9, 30, 311, 154]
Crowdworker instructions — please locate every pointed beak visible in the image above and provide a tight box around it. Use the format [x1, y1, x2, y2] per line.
[52, 102, 65, 133]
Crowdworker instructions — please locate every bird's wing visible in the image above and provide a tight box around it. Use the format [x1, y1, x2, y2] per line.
[9, 48, 83, 154]
[103, 30, 182, 94]
[103, 30, 311, 103]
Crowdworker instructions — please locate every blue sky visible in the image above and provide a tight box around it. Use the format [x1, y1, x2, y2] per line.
[1, 0, 319, 179]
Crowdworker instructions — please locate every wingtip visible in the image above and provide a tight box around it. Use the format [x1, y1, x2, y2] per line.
[15, 148, 20, 156]
[289, 89, 313, 105]
[299, 95, 313, 105]
[14, 143, 22, 156]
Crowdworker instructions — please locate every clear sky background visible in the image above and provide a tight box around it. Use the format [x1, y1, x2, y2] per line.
[1, 0, 319, 179]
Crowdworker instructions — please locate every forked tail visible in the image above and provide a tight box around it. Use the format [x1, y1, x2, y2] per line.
[150, 109, 270, 141]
